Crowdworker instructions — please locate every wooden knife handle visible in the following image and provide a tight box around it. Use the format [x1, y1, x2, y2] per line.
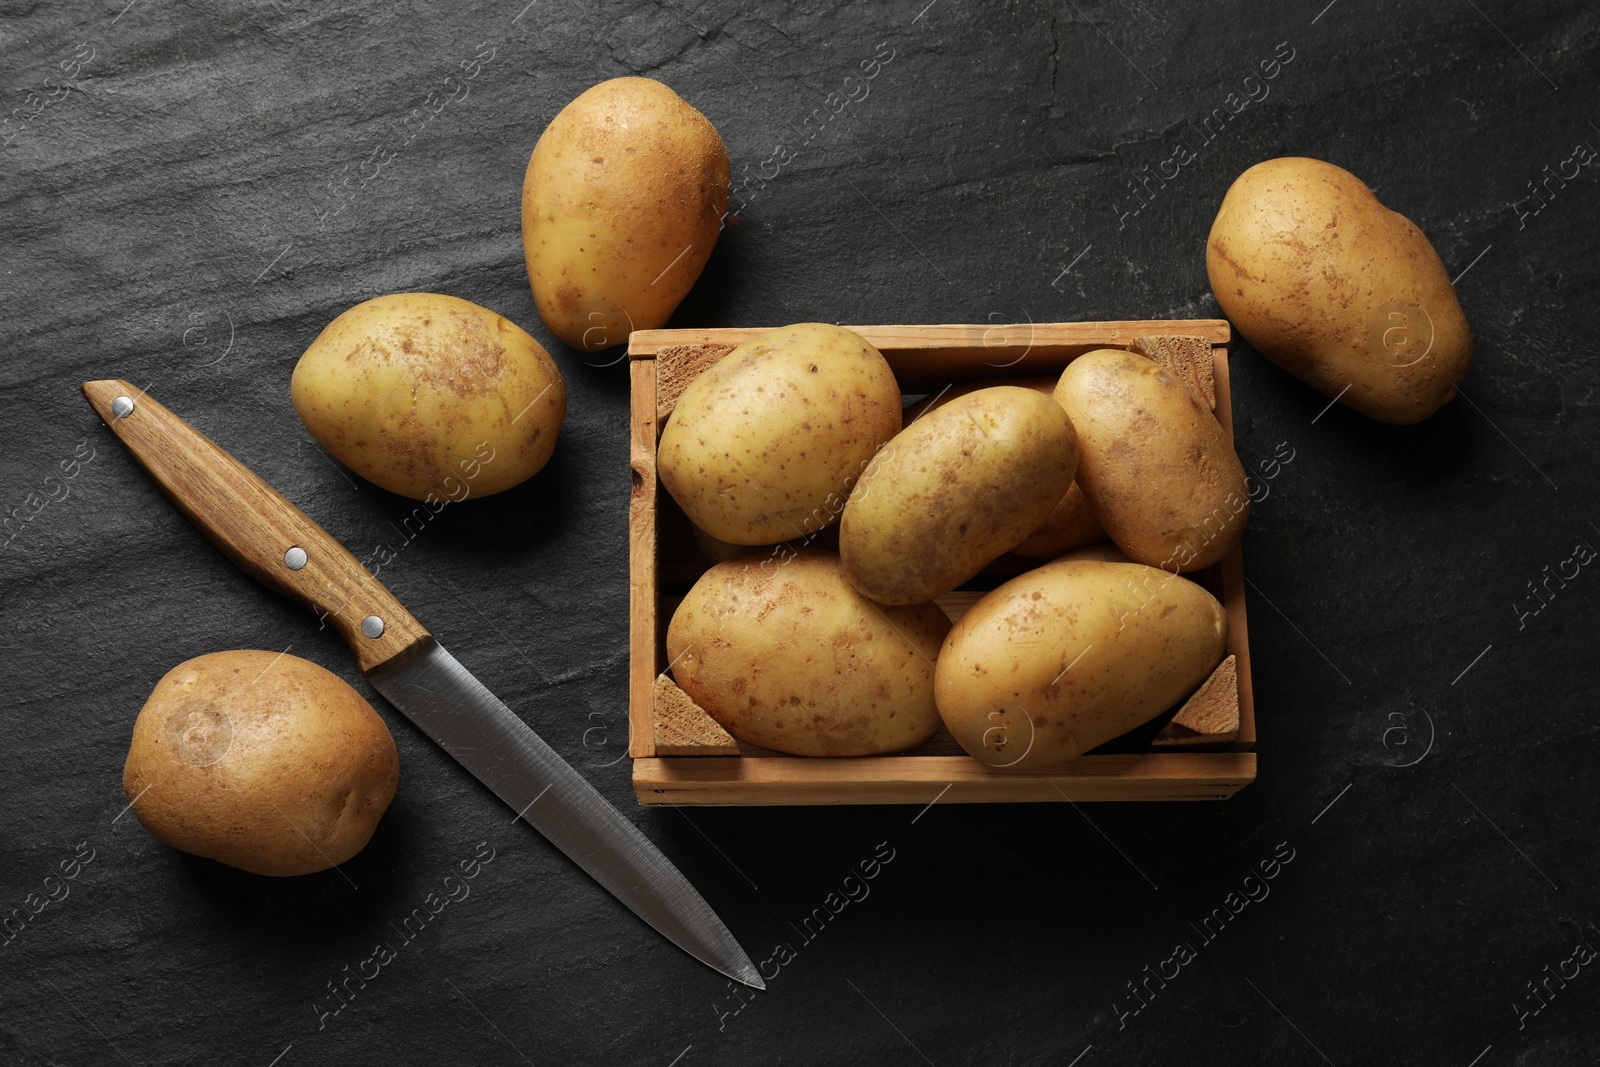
[82, 380, 430, 672]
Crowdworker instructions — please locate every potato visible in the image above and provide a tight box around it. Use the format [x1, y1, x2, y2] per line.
[840, 387, 1077, 605]
[688, 520, 761, 565]
[1054, 349, 1247, 573]
[907, 379, 1103, 559]
[292, 293, 566, 502]
[123, 651, 399, 877]
[900, 377, 1056, 422]
[522, 77, 730, 351]
[1207, 156, 1472, 424]
[1054, 541, 1132, 564]
[658, 324, 901, 545]
[667, 550, 949, 756]
[935, 559, 1227, 770]
[1011, 482, 1105, 558]
[688, 520, 840, 565]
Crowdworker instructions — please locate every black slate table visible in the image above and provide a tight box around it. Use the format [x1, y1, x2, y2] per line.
[3, 2, 1597, 1064]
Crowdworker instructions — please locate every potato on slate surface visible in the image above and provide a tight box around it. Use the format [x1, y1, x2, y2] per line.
[935, 559, 1228, 771]
[840, 386, 1077, 605]
[667, 550, 949, 756]
[658, 323, 901, 546]
[1054, 349, 1248, 573]
[123, 651, 399, 877]
[522, 77, 730, 351]
[1207, 156, 1472, 424]
[292, 292, 566, 502]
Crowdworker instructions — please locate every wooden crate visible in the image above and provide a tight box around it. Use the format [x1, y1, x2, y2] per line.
[627, 321, 1256, 806]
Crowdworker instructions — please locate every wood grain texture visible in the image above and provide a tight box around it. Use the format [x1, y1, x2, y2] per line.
[656, 343, 735, 424]
[632, 753, 1257, 805]
[628, 358, 660, 758]
[629, 321, 1230, 358]
[734, 730, 966, 758]
[82, 380, 429, 673]
[936, 589, 984, 623]
[629, 321, 1231, 390]
[652, 675, 739, 755]
[1131, 334, 1217, 408]
[1151, 655, 1241, 746]
[1212, 350, 1257, 748]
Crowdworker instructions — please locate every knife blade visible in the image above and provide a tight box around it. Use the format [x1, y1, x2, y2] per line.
[82, 379, 763, 990]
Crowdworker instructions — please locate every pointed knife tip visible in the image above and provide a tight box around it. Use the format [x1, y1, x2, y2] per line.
[733, 962, 766, 991]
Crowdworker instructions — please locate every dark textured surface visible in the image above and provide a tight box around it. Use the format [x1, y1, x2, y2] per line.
[3, 1, 1598, 1064]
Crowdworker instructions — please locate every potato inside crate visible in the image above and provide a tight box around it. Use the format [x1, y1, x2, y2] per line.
[628, 322, 1256, 805]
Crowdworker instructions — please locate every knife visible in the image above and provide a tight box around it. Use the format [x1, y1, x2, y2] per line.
[82, 379, 764, 990]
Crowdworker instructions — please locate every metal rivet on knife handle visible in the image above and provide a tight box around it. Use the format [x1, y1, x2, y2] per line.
[111, 396, 135, 418]
[284, 546, 308, 570]
[361, 615, 385, 639]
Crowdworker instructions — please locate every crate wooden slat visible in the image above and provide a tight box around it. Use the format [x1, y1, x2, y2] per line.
[627, 357, 659, 760]
[633, 753, 1258, 805]
[630, 322, 1231, 392]
[627, 320, 1255, 806]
